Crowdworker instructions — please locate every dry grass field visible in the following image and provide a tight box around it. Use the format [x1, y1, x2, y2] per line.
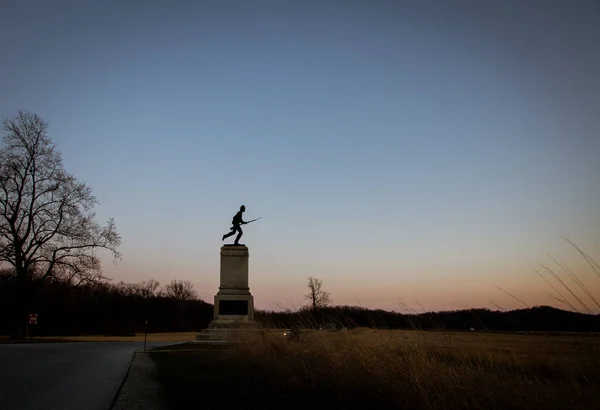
[152, 328, 600, 410]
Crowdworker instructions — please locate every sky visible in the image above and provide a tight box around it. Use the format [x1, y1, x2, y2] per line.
[1, 0, 599, 313]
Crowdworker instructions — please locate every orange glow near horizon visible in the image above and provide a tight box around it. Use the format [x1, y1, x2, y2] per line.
[100, 243, 600, 315]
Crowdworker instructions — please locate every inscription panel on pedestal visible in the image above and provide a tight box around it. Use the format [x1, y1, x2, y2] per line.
[219, 300, 249, 315]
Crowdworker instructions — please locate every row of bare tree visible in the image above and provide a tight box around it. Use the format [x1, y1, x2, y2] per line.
[0, 270, 212, 336]
[113, 278, 199, 300]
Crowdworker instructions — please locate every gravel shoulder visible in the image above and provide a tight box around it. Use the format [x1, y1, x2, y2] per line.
[112, 350, 169, 410]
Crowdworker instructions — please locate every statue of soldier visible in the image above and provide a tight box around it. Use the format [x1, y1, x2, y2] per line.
[222, 205, 247, 245]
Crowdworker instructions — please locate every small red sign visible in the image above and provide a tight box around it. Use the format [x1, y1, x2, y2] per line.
[29, 313, 38, 325]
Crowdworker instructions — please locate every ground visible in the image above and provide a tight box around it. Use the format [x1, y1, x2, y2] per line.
[0, 332, 196, 344]
[2, 330, 598, 409]
[151, 329, 600, 410]
[0, 337, 186, 410]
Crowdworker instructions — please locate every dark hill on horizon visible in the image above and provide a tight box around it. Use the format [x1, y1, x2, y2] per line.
[257, 304, 600, 333]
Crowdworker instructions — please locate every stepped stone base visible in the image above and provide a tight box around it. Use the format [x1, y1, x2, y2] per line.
[209, 318, 260, 329]
[195, 327, 261, 343]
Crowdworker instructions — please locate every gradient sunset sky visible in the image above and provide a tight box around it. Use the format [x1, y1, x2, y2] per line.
[2, 1, 599, 313]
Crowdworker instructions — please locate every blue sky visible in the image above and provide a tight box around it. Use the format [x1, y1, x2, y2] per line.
[1, 0, 599, 312]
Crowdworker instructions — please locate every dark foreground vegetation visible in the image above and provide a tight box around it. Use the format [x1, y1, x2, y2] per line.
[152, 329, 600, 410]
[256, 304, 600, 332]
[2, 266, 598, 337]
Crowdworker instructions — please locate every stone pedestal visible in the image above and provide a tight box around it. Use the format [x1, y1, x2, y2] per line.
[208, 245, 258, 329]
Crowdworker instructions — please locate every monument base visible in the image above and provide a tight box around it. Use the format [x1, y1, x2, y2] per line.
[197, 244, 260, 340]
[209, 293, 259, 329]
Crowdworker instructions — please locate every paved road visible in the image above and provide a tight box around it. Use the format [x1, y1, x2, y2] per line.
[0, 341, 176, 410]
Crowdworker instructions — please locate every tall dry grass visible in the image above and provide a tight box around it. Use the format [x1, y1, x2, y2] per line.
[230, 328, 598, 409]
[530, 237, 600, 315]
[225, 240, 600, 409]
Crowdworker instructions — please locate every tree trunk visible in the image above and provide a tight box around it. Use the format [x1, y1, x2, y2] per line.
[11, 269, 27, 339]
[312, 300, 321, 329]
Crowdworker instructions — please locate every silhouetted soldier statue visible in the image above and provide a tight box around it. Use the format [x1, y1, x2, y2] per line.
[222, 205, 247, 245]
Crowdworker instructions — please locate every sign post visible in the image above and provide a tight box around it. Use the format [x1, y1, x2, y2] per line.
[144, 320, 148, 352]
[28, 314, 38, 341]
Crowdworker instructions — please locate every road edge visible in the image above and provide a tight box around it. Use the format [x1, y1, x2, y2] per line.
[110, 343, 188, 410]
[108, 348, 138, 410]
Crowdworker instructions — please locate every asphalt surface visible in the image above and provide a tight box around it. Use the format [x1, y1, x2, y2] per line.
[0, 341, 176, 410]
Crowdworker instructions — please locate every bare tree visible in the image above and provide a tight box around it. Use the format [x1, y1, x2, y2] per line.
[163, 279, 198, 301]
[135, 279, 160, 298]
[0, 110, 121, 336]
[114, 281, 137, 297]
[304, 276, 331, 311]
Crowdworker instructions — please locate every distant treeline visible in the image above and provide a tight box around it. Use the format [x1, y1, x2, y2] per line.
[0, 272, 213, 336]
[256, 305, 600, 332]
[1, 273, 599, 336]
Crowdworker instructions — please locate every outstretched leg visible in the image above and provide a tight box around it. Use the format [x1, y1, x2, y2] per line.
[222, 226, 236, 241]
